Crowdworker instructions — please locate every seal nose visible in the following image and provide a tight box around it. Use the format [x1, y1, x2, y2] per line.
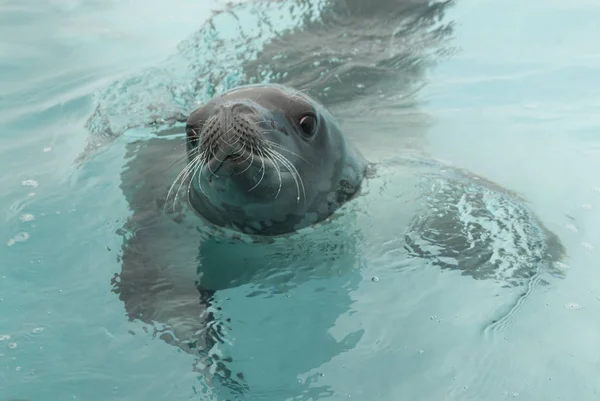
[206, 105, 248, 175]
[218, 102, 255, 128]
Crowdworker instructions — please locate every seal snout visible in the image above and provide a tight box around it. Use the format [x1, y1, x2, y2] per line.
[198, 101, 270, 180]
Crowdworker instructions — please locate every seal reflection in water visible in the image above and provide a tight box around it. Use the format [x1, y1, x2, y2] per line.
[178, 83, 369, 236]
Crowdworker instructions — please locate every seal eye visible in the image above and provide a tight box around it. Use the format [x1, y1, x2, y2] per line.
[299, 115, 318, 137]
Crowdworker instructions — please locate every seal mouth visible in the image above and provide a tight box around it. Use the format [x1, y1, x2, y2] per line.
[203, 149, 277, 179]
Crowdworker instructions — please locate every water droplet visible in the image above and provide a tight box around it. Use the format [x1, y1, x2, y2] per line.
[371, 276, 379, 282]
[15, 366, 21, 371]
[565, 302, 583, 310]
[583, 242, 594, 251]
[21, 179, 38, 188]
[8, 342, 17, 349]
[418, 349, 425, 354]
[20, 214, 34, 222]
[43, 147, 52, 152]
[31, 327, 44, 335]
[0, 335, 10, 341]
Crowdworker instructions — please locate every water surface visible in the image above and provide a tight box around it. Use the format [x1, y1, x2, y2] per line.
[1, 0, 600, 400]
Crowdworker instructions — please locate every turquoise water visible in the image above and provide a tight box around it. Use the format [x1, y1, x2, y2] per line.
[2, 0, 600, 400]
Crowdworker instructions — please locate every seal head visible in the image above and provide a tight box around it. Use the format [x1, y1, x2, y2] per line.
[183, 84, 368, 236]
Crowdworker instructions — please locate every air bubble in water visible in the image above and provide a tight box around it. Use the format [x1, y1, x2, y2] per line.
[20, 214, 35, 222]
[43, 147, 52, 152]
[0, 335, 10, 341]
[21, 179, 39, 188]
[371, 276, 379, 282]
[8, 342, 17, 349]
[565, 302, 583, 310]
[565, 223, 578, 233]
[31, 327, 45, 335]
[7, 232, 30, 246]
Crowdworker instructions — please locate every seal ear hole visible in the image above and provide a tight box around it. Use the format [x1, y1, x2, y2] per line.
[299, 114, 318, 138]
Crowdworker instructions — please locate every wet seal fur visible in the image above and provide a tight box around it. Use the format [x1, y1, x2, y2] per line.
[110, 84, 567, 397]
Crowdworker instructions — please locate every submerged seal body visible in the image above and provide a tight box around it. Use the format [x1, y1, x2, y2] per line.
[180, 84, 369, 236]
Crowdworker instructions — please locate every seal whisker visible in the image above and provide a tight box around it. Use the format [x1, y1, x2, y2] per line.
[163, 147, 197, 175]
[221, 135, 246, 162]
[172, 154, 204, 211]
[165, 153, 201, 213]
[247, 147, 266, 193]
[185, 158, 203, 205]
[267, 149, 302, 203]
[237, 144, 255, 175]
[194, 158, 211, 200]
[266, 148, 306, 204]
[207, 125, 245, 169]
[164, 145, 202, 198]
[234, 144, 255, 173]
[249, 119, 312, 164]
[161, 142, 202, 181]
[195, 157, 211, 200]
[206, 146, 221, 177]
[165, 157, 196, 210]
[263, 139, 311, 164]
[262, 149, 282, 199]
[217, 125, 242, 149]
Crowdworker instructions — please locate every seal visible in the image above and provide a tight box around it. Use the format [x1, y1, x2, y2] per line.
[176, 83, 370, 237]
[109, 84, 567, 398]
